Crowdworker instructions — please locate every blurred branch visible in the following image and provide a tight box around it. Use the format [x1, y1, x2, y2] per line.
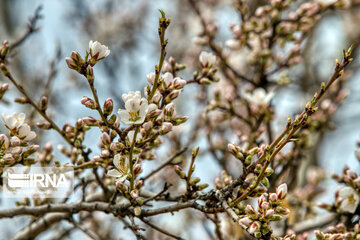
[9, 5, 42, 51]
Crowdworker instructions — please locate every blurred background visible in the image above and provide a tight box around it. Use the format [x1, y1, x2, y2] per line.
[1, 0, 360, 239]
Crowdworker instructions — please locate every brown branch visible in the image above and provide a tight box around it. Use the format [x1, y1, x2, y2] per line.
[142, 147, 187, 181]
[139, 217, 185, 240]
[9, 5, 43, 51]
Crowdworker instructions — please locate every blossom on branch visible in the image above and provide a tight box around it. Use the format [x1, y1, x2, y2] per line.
[338, 187, 360, 213]
[2, 112, 36, 141]
[89, 40, 110, 60]
[118, 91, 157, 125]
[199, 51, 216, 67]
[107, 154, 131, 183]
[243, 88, 275, 107]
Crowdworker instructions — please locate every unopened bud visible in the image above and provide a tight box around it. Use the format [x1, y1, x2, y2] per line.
[159, 122, 173, 135]
[146, 72, 155, 85]
[39, 96, 48, 111]
[198, 183, 209, 190]
[103, 98, 113, 116]
[14, 97, 29, 104]
[238, 217, 253, 227]
[110, 142, 125, 151]
[190, 177, 200, 186]
[134, 206, 141, 216]
[276, 183, 288, 200]
[0, 40, 9, 57]
[36, 122, 52, 129]
[165, 90, 181, 103]
[131, 189, 139, 199]
[86, 65, 94, 84]
[0, 83, 9, 100]
[172, 116, 188, 125]
[133, 164, 142, 176]
[174, 165, 186, 179]
[101, 132, 111, 145]
[81, 96, 97, 109]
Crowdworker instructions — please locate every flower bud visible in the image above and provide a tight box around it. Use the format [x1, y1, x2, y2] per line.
[65, 57, 77, 70]
[198, 183, 209, 190]
[238, 217, 253, 227]
[134, 206, 141, 216]
[199, 77, 212, 85]
[269, 193, 278, 202]
[131, 189, 139, 199]
[133, 164, 142, 176]
[165, 90, 181, 103]
[36, 122, 52, 129]
[276, 183, 288, 200]
[81, 96, 97, 109]
[248, 221, 260, 234]
[228, 143, 244, 160]
[275, 206, 290, 215]
[86, 65, 94, 84]
[0, 134, 9, 149]
[190, 177, 200, 186]
[39, 96, 48, 111]
[174, 165, 186, 179]
[135, 180, 143, 190]
[265, 209, 274, 218]
[245, 205, 258, 218]
[0, 40, 9, 57]
[159, 122, 173, 135]
[173, 77, 187, 89]
[82, 116, 99, 126]
[173, 116, 188, 125]
[0, 83, 9, 100]
[143, 121, 153, 131]
[146, 72, 155, 85]
[14, 97, 29, 104]
[110, 142, 125, 151]
[101, 149, 110, 158]
[23, 145, 40, 158]
[101, 132, 111, 146]
[10, 136, 21, 147]
[103, 98, 113, 116]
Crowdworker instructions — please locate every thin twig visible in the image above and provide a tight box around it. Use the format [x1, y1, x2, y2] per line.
[139, 217, 185, 240]
[143, 147, 187, 181]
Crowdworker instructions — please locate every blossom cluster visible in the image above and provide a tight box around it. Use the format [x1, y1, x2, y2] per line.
[0, 113, 38, 168]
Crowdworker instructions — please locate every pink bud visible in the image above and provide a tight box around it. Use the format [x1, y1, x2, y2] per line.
[133, 164, 142, 176]
[276, 183, 288, 200]
[269, 193, 278, 202]
[131, 189, 139, 199]
[101, 132, 111, 145]
[103, 98, 113, 115]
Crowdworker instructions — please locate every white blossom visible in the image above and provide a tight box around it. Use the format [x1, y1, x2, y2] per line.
[146, 72, 155, 85]
[18, 124, 36, 141]
[338, 187, 360, 213]
[162, 72, 186, 89]
[225, 39, 241, 50]
[107, 154, 130, 183]
[2, 112, 25, 129]
[243, 88, 275, 106]
[2, 113, 36, 141]
[118, 91, 157, 125]
[199, 51, 216, 67]
[144, 87, 161, 103]
[89, 40, 110, 59]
